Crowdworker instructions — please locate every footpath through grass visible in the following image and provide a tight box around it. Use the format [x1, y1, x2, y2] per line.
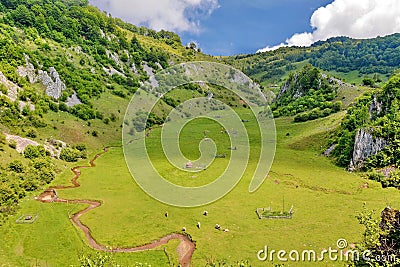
[1, 113, 399, 266]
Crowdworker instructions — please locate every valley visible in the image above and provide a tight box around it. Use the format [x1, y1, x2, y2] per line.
[0, 1, 399, 266]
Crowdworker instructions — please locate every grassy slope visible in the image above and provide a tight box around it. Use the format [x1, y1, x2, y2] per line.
[120, 26, 217, 64]
[1, 109, 399, 266]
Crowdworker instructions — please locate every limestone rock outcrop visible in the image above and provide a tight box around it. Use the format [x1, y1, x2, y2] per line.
[349, 128, 387, 170]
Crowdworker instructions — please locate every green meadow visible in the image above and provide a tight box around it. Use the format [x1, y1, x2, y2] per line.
[1, 109, 399, 266]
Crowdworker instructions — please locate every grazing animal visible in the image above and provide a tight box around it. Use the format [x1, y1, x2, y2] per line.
[182, 227, 186, 232]
[203, 211, 208, 216]
[165, 211, 168, 218]
[223, 228, 229, 232]
[197, 222, 201, 229]
[215, 224, 221, 230]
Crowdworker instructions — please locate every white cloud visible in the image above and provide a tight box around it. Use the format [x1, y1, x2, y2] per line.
[286, 32, 313, 47]
[257, 43, 286, 52]
[257, 0, 400, 53]
[89, 0, 219, 33]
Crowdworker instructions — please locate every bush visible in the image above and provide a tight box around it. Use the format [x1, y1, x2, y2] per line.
[111, 90, 126, 98]
[26, 128, 38, 138]
[21, 177, 39, 192]
[95, 111, 104, 120]
[368, 170, 400, 189]
[59, 147, 82, 162]
[24, 145, 47, 159]
[332, 101, 343, 112]
[61, 146, 86, 161]
[8, 160, 24, 173]
[49, 101, 59, 112]
[59, 102, 69, 112]
[362, 77, 375, 87]
[71, 104, 96, 121]
[38, 168, 55, 184]
[8, 140, 17, 149]
[73, 144, 87, 152]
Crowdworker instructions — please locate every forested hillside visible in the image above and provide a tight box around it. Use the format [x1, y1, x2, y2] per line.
[330, 72, 400, 187]
[0, 0, 214, 224]
[271, 64, 343, 121]
[227, 34, 400, 86]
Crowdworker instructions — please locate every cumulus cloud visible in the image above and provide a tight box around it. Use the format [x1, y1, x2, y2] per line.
[89, 0, 219, 33]
[258, 0, 400, 53]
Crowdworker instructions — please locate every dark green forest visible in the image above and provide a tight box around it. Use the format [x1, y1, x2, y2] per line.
[229, 34, 400, 85]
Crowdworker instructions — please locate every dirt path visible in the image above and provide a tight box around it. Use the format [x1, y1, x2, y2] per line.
[36, 147, 195, 266]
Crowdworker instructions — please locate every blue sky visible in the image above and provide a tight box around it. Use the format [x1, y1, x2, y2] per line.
[89, 0, 400, 56]
[180, 0, 333, 55]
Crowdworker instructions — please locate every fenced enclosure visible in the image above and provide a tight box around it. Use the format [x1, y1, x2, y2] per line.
[256, 206, 293, 219]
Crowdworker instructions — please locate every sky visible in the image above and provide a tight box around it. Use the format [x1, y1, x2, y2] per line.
[89, 0, 400, 56]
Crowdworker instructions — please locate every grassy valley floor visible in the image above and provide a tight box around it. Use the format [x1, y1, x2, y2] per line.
[1, 113, 399, 266]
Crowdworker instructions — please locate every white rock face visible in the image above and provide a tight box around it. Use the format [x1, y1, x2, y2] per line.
[5, 133, 39, 153]
[17, 55, 66, 99]
[19, 101, 35, 112]
[369, 94, 383, 117]
[106, 50, 122, 67]
[72, 46, 83, 54]
[323, 144, 337, 156]
[0, 71, 20, 102]
[349, 128, 387, 170]
[42, 67, 67, 99]
[4, 132, 66, 158]
[143, 63, 159, 89]
[130, 62, 137, 74]
[65, 91, 82, 107]
[102, 66, 126, 77]
[17, 54, 37, 84]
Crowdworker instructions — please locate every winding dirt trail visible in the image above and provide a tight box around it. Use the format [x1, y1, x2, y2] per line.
[36, 147, 195, 267]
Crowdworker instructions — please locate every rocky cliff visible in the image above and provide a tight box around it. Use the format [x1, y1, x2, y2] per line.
[368, 94, 383, 118]
[349, 128, 387, 170]
[17, 55, 66, 100]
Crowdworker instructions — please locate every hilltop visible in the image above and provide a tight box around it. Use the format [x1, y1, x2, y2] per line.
[225, 34, 400, 87]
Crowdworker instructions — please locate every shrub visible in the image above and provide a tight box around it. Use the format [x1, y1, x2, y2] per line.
[73, 144, 87, 152]
[362, 77, 375, 87]
[8, 140, 17, 149]
[8, 160, 24, 173]
[24, 145, 46, 159]
[26, 128, 38, 138]
[71, 104, 96, 121]
[59, 147, 82, 162]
